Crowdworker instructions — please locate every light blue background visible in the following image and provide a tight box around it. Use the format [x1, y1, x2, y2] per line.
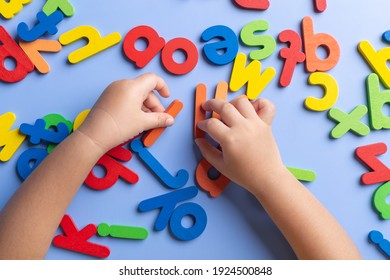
[0, 0, 389, 260]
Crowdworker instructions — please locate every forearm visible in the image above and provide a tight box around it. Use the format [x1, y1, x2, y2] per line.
[251, 166, 362, 260]
[0, 130, 104, 259]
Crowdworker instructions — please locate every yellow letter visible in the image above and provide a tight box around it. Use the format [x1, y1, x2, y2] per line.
[0, 112, 26, 162]
[0, 0, 31, 19]
[229, 53, 275, 100]
[305, 72, 338, 111]
[59, 26, 122, 64]
[358, 40, 390, 88]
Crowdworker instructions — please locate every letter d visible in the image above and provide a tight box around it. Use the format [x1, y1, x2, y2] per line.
[0, 26, 33, 82]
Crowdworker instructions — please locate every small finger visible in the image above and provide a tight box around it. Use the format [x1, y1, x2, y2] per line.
[252, 98, 276, 125]
[197, 118, 229, 145]
[195, 138, 224, 171]
[142, 112, 174, 131]
[144, 91, 165, 112]
[202, 99, 244, 127]
[142, 104, 152, 113]
[230, 96, 258, 119]
[134, 72, 171, 99]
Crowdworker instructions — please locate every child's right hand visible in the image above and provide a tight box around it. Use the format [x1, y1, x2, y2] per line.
[195, 97, 286, 195]
[77, 73, 175, 154]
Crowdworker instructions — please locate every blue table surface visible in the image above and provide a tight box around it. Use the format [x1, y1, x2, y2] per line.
[1, 0, 390, 260]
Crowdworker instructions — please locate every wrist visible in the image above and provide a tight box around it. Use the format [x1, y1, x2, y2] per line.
[76, 107, 122, 154]
[246, 164, 291, 198]
[70, 129, 107, 159]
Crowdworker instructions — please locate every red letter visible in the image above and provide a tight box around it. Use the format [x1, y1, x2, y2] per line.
[85, 144, 138, 190]
[161, 38, 198, 75]
[123, 25, 165, 68]
[355, 143, 390, 185]
[53, 215, 110, 258]
[314, 0, 327, 12]
[278, 30, 305, 87]
[233, 0, 270, 10]
[0, 26, 33, 82]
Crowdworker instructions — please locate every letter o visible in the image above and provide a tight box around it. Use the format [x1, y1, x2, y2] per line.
[161, 38, 198, 75]
[169, 202, 207, 241]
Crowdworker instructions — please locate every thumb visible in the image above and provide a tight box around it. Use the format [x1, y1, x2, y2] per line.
[195, 138, 224, 172]
[142, 112, 175, 131]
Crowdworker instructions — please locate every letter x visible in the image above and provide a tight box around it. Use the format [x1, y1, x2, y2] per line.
[328, 105, 370, 138]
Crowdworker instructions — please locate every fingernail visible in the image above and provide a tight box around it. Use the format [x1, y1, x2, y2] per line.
[197, 121, 205, 130]
[194, 138, 200, 146]
[165, 117, 174, 126]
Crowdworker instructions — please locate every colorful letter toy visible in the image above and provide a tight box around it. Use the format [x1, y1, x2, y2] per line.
[42, 0, 75, 17]
[366, 73, 390, 130]
[161, 38, 198, 75]
[59, 25, 122, 64]
[17, 148, 48, 180]
[53, 215, 110, 258]
[229, 52, 276, 100]
[196, 159, 230, 197]
[302, 16, 340, 72]
[139, 186, 199, 231]
[355, 142, 390, 185]
[240, 20, 276, 61]
[17, 11, 64, 42]
[212, 82, 229, 119]
[20, 118, 69, 145]
[0, 0, 31, 19]
[169, 202, 207, 241]
[373, 181, 390, 220]
[97, 223, 148, 240]
[369, 230, 390, 258]
[0, 112, 26, 162]
[19, 39, 62, 74]
[85, 144, 138, 191]
[305, 72, 338, 111]
[193, 82, 229, 138]
[383, 31, 390, 44]
[139, 186, 207, 240]
[328, 106, 370, 138]
[0, 26, 34, 83]
[142, 99, 183, 147]
[233, 0, 270, 10]
[287, 167, 316, 182]
[359, 41, 390, 88]
[73, 109, 90, 131]
[42, 113, 73, 153]
[278, 29, 306, 87]
[42, 113, 73, 133]
[201, 25, 239, 65]
[194, 84, 207, 139]
[314, 0, 327, 12]
[131, 139, 189, 189]
[106, 141, 133, 161]
[123, 25, 165, 68]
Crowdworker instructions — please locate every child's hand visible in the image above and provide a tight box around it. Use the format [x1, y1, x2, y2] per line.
[195, 97, 285, 195]
[78, 73, 174, 153]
